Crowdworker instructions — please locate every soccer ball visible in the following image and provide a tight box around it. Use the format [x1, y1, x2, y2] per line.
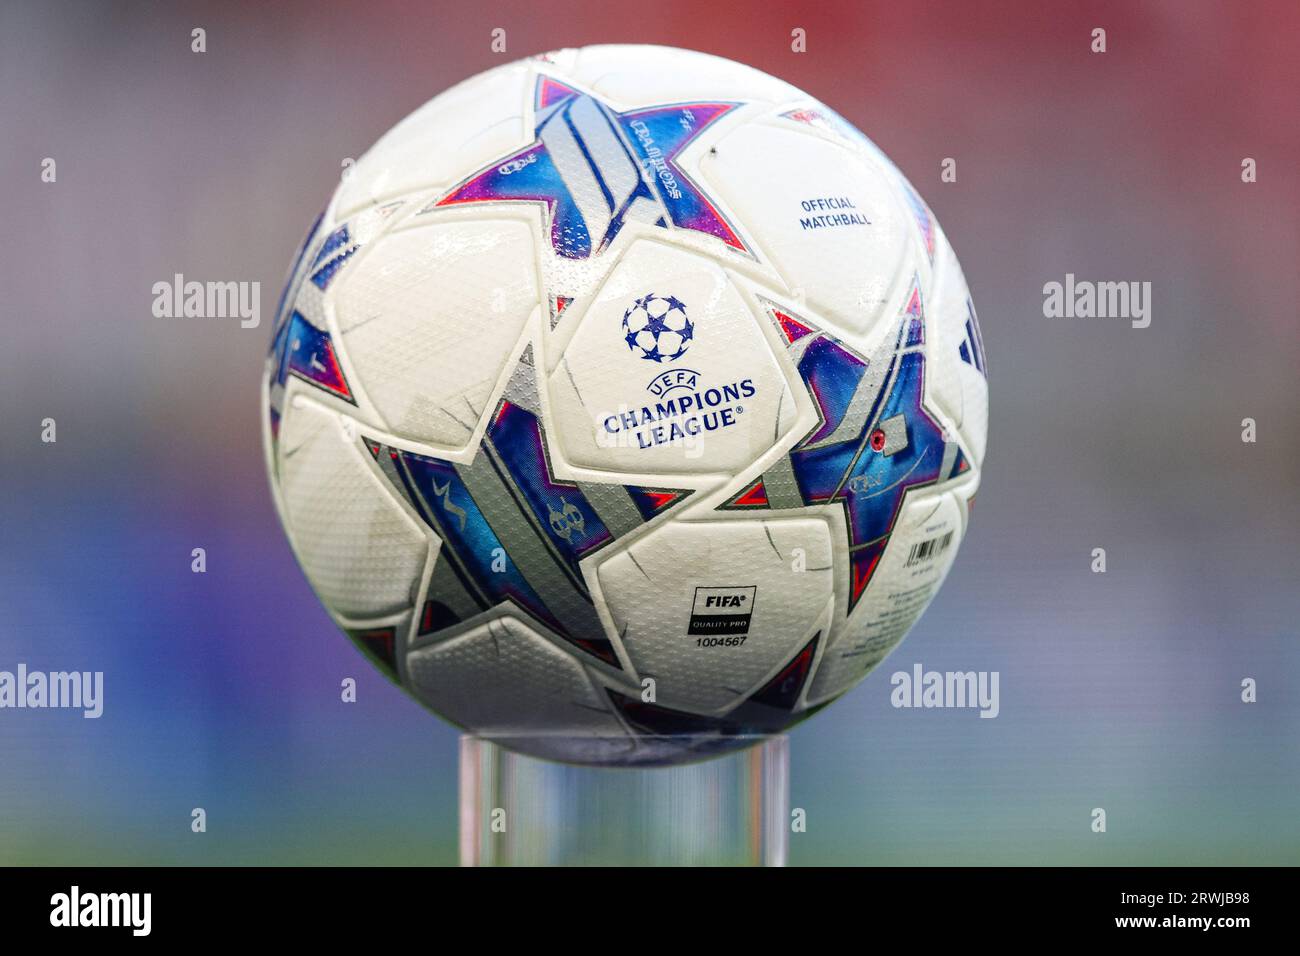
[263, 45, 988, 766]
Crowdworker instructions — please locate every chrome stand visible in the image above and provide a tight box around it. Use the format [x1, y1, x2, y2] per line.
[459, 735, 790, 866]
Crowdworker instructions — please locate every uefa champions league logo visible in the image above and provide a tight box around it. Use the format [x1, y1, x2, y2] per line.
[622, 293, 693, 362]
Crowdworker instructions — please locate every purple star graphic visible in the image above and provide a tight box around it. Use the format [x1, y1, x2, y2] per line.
[436, 76, 747, 259]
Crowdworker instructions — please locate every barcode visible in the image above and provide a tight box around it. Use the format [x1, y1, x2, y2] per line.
[906, 531, 953, 566]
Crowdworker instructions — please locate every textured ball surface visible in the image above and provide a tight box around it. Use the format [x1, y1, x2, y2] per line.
[263, 45, 989, 766]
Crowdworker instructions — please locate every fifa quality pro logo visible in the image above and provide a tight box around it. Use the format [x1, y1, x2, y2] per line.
[622, 293, 693, 362]
[688, 586, 757, 637]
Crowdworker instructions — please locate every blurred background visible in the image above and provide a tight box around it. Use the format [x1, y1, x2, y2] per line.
[0, 0, 1296, 864]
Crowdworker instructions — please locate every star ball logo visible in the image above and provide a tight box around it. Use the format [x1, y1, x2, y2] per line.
[622, 293, 693, 363]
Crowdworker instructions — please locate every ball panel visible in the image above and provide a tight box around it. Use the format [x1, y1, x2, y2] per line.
[546, 239, 796, 476]
[332, 218, 538, 450]
[597, 517, 833, 713]
[404, 615, 629, 742]
[335, 62, 532, 220]
[917, 227, 989, 467]
[807, 490, 965, 704]
[954, 360, 989, 468]
[920, 233, 966, 436]
[278, 398, 429, 618]
[699, 120, 919, 345]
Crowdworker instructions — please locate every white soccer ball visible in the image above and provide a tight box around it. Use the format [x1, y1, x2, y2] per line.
[262, 45, 989, 766]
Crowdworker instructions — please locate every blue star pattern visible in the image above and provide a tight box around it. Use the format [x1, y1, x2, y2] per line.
[435, 76, 746, 260]
[721, 282, 972, 612]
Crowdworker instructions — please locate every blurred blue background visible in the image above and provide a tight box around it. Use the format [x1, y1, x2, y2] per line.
[0, 0, 1296, 864]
